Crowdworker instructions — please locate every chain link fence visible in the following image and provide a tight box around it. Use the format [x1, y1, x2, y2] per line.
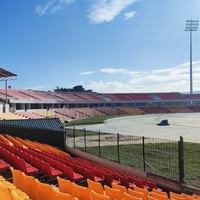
[65, 127, 199, 187]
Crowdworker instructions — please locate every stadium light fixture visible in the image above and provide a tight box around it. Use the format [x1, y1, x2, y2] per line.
[185, 20, 199, 94]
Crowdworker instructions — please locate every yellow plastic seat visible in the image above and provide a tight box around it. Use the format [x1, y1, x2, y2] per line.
[90, 190, 111, 200]
[57, 176, 74, 196]
[104, 185, 124, 200]
[0, 179, 16, 190]
[0, 184, 13, 200]
[123, 192, 143, 200]
[87, 178, 104, 195]
[10, 189, 30, 200]
[0, 175, 5, 181]
[73, 182, 91, 200]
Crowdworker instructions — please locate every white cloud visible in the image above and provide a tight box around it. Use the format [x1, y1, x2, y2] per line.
[84, 61, 200, 93]
[80, 71, 95, 75]
[87, 81, 134, 93]
[35, 0, 75, 16]
[87, 0, 139, 24]
[23, 86, 45, 91]
[124, 11, 136, 20]
[100, 68, 127, 74]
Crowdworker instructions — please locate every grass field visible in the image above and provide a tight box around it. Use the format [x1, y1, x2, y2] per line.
[65, 116, 119, 127]
[65, 116, 200, 188]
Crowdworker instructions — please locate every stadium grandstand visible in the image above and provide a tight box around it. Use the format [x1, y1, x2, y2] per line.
[0, 87, 199, 121]
[0, 70, 200, 198]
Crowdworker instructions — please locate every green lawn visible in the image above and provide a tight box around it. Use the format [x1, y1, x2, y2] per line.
[65, 116, 200, 188]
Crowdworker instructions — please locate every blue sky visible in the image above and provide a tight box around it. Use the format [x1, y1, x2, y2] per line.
[0, 0, 200, 93]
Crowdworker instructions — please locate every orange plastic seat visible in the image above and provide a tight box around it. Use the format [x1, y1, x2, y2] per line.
[128, 189, 146, 200]
[104, 185, 124, 200]
[170, 191, 186, 200]
[36, 179, 55, 200]
[10, 167, 23, 190]
[151, 188, 168, 198]
[90, 190, 111, 200]
[147, 195, 159, 200]
[87, 178, 104, 195]
[21, 172, 38, 200]
[123, 192, 143, 200]
[111, 182, 127, 194]
[57, 176, 74, 196]
[133, 185, 149, 199]
[52, 187, 76, 200]
[73, 182, 91, 200]
[151, 191, 168, 200]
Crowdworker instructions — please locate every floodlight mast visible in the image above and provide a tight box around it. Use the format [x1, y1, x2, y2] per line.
[185, 20, 199, 94]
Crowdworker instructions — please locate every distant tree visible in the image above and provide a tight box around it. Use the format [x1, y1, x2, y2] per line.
[54, 85, 93, 92]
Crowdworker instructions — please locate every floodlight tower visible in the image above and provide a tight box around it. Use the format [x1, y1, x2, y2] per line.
[185, 20, 199, 94]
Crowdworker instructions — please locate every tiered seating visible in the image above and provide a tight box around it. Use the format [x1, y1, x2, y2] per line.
[140, 107, 170, 114]
[31, 109, 71, 122]
[0, 112, 26, 120]
[103, 94, 132, 101]
[0, 134, 12, 145]
[1, 136, 200, 199]
[74, 93, 106, 102]
[57, 176, 200, 200]
[0, 177, 30, 200]
[15, 111, 44, 119]
[118, 107, 145, 115]
[54, 93, 86, 102]
[183, 94, 200, 100]
[0, 143, 39, 175]
[55, 108, 88, 119]
[154, 93, 185, 100]
[0, 88, 33, 100]
[127, 94, 154, 101]
[19, 90, 55, 101]
[188, 106, 200, 112]
[5, 135, 24, 148]
[94, 107, 126, 115]
[10, 168, 78, 200]
[74, 108, 106, 117]
[14, 166, 200, 200]
[165, 106, 192, 113]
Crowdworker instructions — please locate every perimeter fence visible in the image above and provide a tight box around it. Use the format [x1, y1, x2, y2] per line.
[66, 127, 199, 188]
